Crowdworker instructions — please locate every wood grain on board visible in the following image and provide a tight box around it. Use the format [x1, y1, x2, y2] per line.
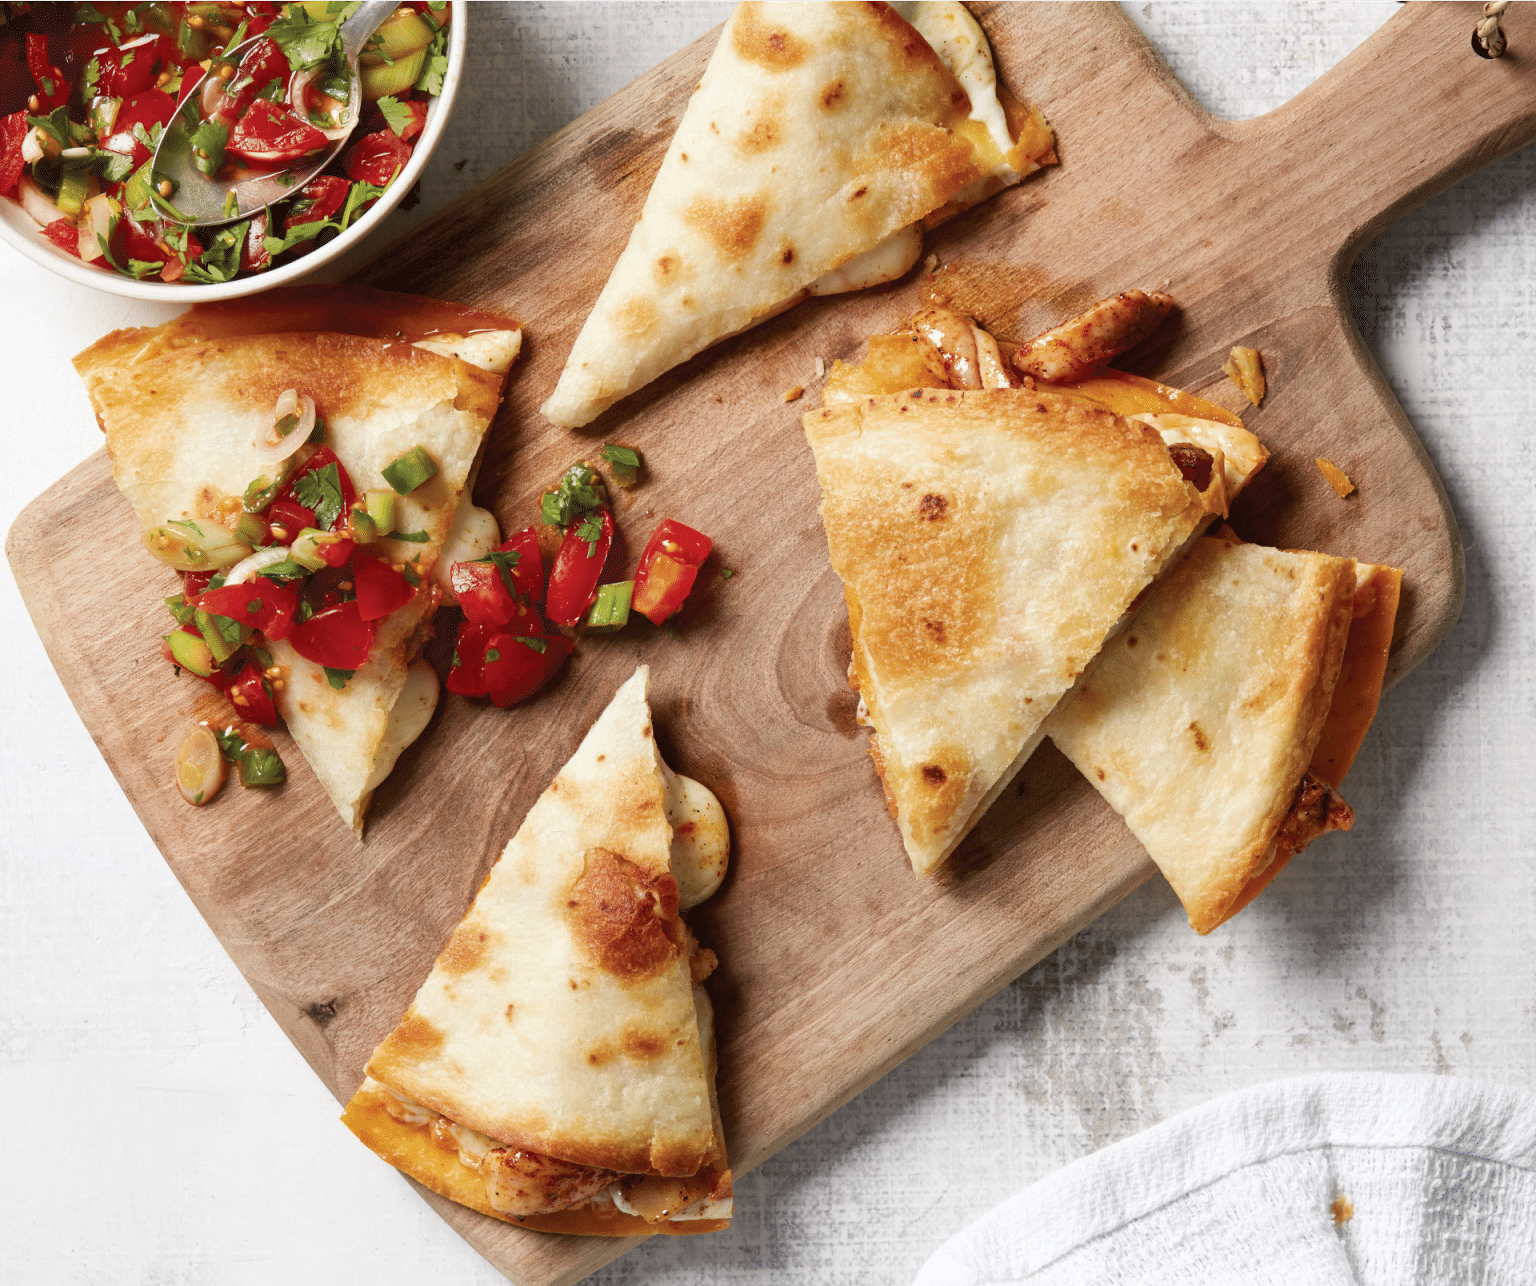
[10, 5, 1536, 1283]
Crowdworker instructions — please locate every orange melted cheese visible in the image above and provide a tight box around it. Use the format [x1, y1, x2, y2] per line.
[1310, 566, 1402, 789]
[1052, 370, 1247, 428]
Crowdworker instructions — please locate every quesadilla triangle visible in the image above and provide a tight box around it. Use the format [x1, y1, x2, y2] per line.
[540, 0, 1056, 427]
[342, 666, 734, 1237]
[1046, 530, 1403, 934]
[804, 387, 1235, 878]
[76, 290, 522, 833]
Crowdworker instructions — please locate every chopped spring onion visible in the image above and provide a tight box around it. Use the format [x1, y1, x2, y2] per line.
[164, 629, 216, 676]
[243, 457, 298, 513]
[382, 446, 439, 495]
[290, 526, 340, 572]
[194, 608, 247, 665]
[143, 520, 252, 571]
[364, 488, 396, 532]
[256, 389, 316, 464]
[224, 545, 295, 586]
[176, 724, 227, 805]
[583, 580, 633, 633]
[165, 593, 196, 626]
[231, 511, 267, 547]
[349, 505, 378, 545]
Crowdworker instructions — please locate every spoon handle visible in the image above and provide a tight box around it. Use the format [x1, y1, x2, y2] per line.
[340, 1, 405, 64]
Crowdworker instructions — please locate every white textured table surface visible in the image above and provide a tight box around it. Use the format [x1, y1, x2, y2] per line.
[3, 5, 1534, 1283]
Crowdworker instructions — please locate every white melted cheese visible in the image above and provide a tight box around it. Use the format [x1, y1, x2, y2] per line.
[658, 760, 730, 910]
[433, 492, 503, 604]
[1132, 413, 1265, 497]
[808, 223, 924, 297]
[893, 1, 1013, 163]
[362, 660, 440, 795]
[610, 1183, 733, 1223]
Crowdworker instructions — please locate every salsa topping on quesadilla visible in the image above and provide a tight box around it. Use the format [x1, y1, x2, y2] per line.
[77, 284, 522, 832]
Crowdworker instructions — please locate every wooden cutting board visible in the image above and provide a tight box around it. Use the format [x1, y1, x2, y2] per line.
[10, 4, 1536, 1283]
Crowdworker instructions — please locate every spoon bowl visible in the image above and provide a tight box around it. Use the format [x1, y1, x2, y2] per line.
[152, 0, 398, 228]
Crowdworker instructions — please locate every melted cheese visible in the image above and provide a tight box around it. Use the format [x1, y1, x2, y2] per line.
[433, 492, 502, 604]
[362, 660, 439, 795]
[659, 762, 730, 910]
[893, 1, 1013, 165]
[808, 223, 924, 296]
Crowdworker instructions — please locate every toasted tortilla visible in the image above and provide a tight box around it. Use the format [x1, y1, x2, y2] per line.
[540, 0, 1054, 427]
[80, 316, 518, 832]
[344, 667, 730, 1236]
[1045, 536, 1370, 932]
[804, 387, 1227, 876]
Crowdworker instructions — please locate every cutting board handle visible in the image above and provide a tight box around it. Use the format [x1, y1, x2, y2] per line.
[1238, 2, 1536, 275]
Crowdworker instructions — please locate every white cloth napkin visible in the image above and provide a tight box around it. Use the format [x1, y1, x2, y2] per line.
[915, 1073, 1536, 1285]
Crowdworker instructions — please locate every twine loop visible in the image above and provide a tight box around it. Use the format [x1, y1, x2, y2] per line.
[1472, 0, 1509, 58]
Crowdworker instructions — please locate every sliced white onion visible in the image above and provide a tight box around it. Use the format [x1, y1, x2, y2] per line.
[256, 390, 315, 464]
[202, 72, 234, 125]
[21, 127, 47, 164]
[289, 66, 353, 140]
[77, 193, 116, 262]
[224, 545, 293, 587]
[19, 175, 66, 226]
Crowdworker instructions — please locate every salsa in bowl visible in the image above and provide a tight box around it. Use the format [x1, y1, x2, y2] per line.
[0, 1, 462, 299]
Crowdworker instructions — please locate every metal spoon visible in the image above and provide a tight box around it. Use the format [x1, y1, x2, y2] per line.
[151, 0, 397, 227]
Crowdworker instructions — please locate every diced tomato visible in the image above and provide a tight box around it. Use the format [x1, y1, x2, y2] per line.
[1, 112, 29, 199]
[193, 582, 301, 642]
[111, 87, 175, 152]
[279, 448, 358, 532]
[241, 209, 269, 274]
[631, 519, 713, 625]
[317, 536, 355, 568]
[445, 621, 497, 697]
[450, 560, 516, 626]
[227, 98, 328, 166]
[344, 127, 412, 186]
[264, 498, 315, 540]
[545, 509, 614, 628]
[225, 661, 279, 727]
[94, 37, 163, 99]
[26, 34, 69, 111]
[41, 218, 81, 258]
[182, 570, 216, 596]
[287, 173, 349, 225]
[289, 600, 375, 670]
[353, 554, 416, 622]
[482, 633, 573, 709]
[498, 526, 545, 607]
[393, 100, 428, 143]
[231, 38, 291, 104]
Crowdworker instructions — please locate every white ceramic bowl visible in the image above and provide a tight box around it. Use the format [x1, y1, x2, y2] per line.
[0, 8, 465, 302]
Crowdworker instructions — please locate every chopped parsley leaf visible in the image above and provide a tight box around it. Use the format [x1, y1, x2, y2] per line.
[376, 95, 413, 137]
[324, 667, 354, 690]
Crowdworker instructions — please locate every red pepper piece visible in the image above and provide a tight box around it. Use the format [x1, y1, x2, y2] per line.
[498, 526, 545, 607]
[482, 633, 573, 709]
[227, 97, 329, 166]
[183, 570, 216, 596]
[631, 519, 713, 625]
[1, 111, 31, 199]
[102, 88, 177, 167]
[94, 40, 160, 99]
[289, 600, 375, 670]
[545, 508, 613, 628]
[192, 581, 301, 642]
[225, 661, 279, 727]
[353, 554, 415, 622]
